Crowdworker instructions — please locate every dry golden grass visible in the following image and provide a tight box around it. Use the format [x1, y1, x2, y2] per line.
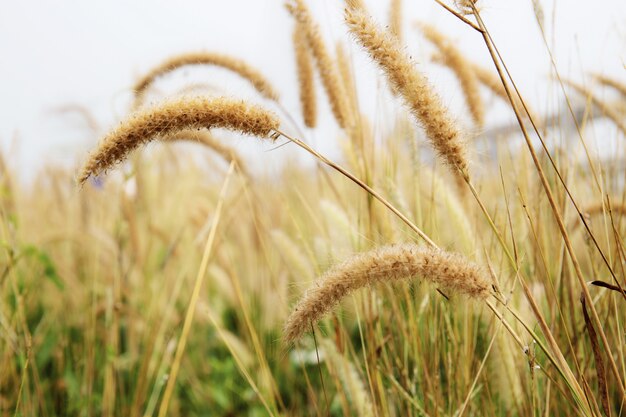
[79, 97, 279, 183]
[592, 73, 626, 98]
[283, 243, 490, 343]
[286, 0, 352, 128]
[292, 24, 318, 128]
[345, 1, 469, 178]
[388, 0, 403, 42]
[133, 52, 280, 105]
[5, 2, 626, 416]
[564, 78, 626, 135]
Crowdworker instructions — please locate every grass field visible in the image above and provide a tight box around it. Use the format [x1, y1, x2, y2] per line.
[2, 0, 626, 415]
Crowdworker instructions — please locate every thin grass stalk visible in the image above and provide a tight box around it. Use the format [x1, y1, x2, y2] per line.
[471, 2, 626, 407]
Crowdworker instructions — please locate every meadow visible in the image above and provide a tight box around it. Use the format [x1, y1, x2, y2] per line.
[1, 0, 626, 415]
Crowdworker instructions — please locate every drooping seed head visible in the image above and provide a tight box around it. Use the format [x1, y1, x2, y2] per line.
[133, 52, 280, 106]
[283, 243, 491, 343]
[592, 73, 626, 99]
[78, 97, 279, 184]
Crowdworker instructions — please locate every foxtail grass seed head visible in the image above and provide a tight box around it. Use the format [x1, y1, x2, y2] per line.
[79, 97, 279, 184]
[345, 3, 469, 177]
[283, 243, 491, 343]
[293, 25, 318, 128]
[420, 23, 484, 127]
[133, 52, 280, 105]
[286, 0, 352, 128]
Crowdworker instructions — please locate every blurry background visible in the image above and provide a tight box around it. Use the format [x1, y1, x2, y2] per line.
[1, 0, 625, 180]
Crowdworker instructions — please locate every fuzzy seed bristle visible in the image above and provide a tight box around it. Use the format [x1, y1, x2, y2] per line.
[345, 4, 469, 177]
[335, 43, 359, 120]
[133, 52, 280, 104]
[283, 243, 491, 343]
[78, 97, 279, 184]
[293, 25, 318, 128]
[286, 0, 352, 128]
[454, 0, 478, 15]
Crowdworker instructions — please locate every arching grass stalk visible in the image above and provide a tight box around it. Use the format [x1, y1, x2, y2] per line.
[275, 129, 436, 247]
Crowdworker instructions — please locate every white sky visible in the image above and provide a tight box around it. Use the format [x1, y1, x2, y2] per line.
[1, 0, 625, 179]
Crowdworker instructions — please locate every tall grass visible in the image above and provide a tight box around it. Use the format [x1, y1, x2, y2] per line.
[1, 1, 625, 416]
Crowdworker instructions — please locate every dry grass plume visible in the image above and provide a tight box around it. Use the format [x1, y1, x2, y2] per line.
[293, 25, 318, 128]
[335, 43, 359, 120]
[283, 243, 491, 343]
[133, 52, 280, 105]
[286, 0, 352, 128]
[345, 1, 469, 177]
[592, 73, 626, 99]
[79, 97, 279, 184]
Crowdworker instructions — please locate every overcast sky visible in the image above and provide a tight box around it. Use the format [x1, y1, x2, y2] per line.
[1, 0, 625, 179]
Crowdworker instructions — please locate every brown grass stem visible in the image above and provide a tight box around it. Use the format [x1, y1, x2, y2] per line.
[276, 129, 436, 247]
[471, 3, 626, 405]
